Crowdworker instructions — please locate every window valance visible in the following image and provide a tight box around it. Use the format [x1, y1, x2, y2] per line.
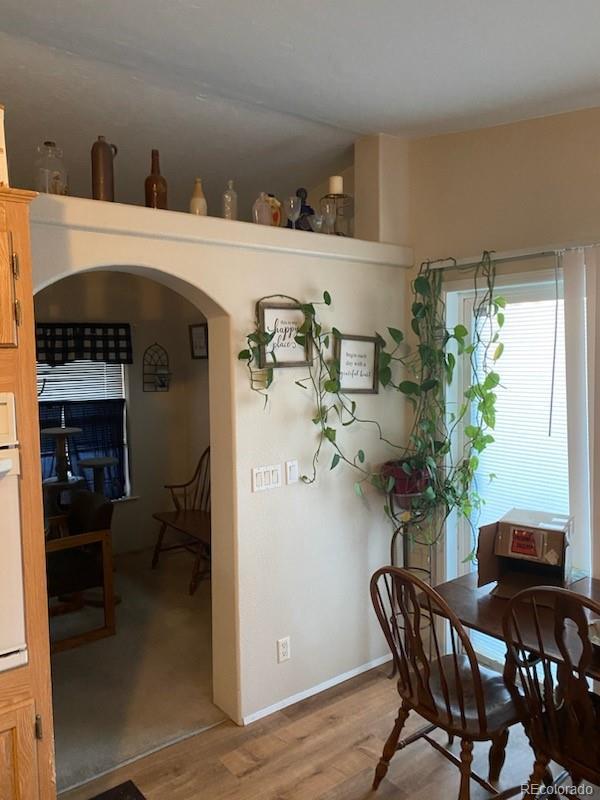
[36, 322, 133, 365]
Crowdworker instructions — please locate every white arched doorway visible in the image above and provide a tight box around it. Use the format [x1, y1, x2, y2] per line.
[32, 249, 240, 725]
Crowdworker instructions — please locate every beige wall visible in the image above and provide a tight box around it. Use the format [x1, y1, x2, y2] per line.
[34, 271, 210, 553]
[353, 106, 600, 262]
[30, 196, 412, 723]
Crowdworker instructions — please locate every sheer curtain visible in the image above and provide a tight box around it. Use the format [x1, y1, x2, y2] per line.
[563, 246, 600, 577]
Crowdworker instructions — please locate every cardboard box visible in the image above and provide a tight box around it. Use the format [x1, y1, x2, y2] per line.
[477, 508, 575, 598]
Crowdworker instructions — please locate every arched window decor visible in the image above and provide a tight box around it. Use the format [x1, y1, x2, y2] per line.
[143, 342, 171, 392]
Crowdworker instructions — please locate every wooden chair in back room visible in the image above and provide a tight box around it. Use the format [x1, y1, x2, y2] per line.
[503, 586, 600, 796]
[151, 446, 211, 595]
[370, 566, 520, 800]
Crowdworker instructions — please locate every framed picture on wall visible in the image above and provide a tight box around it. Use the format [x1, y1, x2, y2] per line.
[335, 333, 380, 394]
[259, 303, 312, 368]
[189, 323, 208, 359]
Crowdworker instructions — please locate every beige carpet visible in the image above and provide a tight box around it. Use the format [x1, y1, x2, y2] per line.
[50, 549, 225, 793]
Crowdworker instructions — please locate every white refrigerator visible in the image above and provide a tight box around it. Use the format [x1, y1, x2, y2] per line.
[0, 392, 28, 671]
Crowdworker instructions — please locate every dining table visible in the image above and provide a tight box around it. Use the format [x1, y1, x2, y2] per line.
[429, 570, 600, 680]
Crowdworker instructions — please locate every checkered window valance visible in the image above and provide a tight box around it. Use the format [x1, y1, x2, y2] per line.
[36, 322, 133, 366]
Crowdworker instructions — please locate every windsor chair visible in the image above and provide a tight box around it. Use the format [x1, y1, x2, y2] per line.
[371, 566, 520, 800]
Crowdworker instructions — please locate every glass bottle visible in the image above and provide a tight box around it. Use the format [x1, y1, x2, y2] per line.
[222, 179, 238, 220]
[252, 192, 272, 225]
[34, 140, 68, 195]
[189, 177, 208, 215]
[144, 149, 168, 209]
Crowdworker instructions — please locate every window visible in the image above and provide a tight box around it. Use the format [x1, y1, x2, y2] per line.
[448, 280, 569, 664]
[38, 360, 129, 499]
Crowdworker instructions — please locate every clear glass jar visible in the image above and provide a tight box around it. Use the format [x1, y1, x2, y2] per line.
[34, 140, 68, 195]
[252, 192, 272, 225]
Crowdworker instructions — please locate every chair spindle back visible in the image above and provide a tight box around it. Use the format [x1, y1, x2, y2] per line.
[502, 586, 600, 784]
[371, 566, 490, 734]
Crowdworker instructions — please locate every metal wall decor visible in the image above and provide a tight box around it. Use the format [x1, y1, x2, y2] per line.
[143, 342, 171, 392]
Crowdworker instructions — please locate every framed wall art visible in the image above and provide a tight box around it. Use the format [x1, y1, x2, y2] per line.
[189, 322, 209, 359]
[259, 303, 311, 368]
[335, 333, 380, 394]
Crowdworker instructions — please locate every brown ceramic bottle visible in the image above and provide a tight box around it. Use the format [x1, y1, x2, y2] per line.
[145, 149, 168, 209]
[91, 135, 118, 201]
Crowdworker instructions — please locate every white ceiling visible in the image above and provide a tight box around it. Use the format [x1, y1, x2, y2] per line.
[3, 0, 600, 214]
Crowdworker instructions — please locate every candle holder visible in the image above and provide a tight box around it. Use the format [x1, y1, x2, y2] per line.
[320, 175, 353, 236]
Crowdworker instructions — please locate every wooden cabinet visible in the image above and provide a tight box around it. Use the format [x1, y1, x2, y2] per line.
[0, 702, 39, 799]
[0, 189, 55, 799]
[0, 202, 18, 346]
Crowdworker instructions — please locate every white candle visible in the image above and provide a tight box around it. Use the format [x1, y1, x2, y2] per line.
[329, 175, 343, 195]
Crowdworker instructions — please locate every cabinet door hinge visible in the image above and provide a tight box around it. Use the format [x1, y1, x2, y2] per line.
[8, 232, 19, 279]
[14, 299, 21, 327]
[35, 714, 43, 740]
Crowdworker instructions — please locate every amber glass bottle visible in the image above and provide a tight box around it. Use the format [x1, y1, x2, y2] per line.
[145, 149, 167, 209]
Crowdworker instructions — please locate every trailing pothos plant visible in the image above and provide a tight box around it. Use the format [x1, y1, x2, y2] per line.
[238, 252, 504, 548]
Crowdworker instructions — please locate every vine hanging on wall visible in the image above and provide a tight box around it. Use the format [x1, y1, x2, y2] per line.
[238, 252, 504, 547]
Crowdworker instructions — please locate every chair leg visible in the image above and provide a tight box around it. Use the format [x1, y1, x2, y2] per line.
[458, 738, 473, 800]
[151, 523, 167, 569]
[372, 702, 410, 790]
[488, 727, 509, 783]
[523, 753, 551, 800]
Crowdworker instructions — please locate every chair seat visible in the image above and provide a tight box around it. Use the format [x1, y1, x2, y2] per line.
[412, 654, 519, 737]
[152, 509, 211, 545]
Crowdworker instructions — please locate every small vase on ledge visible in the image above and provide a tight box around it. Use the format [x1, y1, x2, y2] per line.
[189, 178, 208, 215]
[145, 149, 167, 209]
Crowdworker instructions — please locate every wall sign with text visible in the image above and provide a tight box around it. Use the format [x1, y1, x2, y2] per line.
[259, 303, 312, 368]
[335, 333, 380, 394]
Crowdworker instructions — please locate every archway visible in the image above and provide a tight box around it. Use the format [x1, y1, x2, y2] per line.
[32, 260, 240, 732]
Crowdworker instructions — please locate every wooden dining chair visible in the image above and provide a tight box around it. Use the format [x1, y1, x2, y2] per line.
[370, 567, 520, 800]
[151, 447, 211, 594]
[502, 586, 600, 796]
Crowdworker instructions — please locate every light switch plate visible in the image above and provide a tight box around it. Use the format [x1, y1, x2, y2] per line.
[252, 464, 282, 492]
[286, 460, 299, 484]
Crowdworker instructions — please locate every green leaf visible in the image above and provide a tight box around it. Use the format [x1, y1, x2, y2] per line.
[495, 295, 507, 308]
[454, 324, 468, 339]
[357, 449, 365, 464]
[388, 327, 404, 345]
[493, 342, 504, 361]
[324, 379, 340, 393]
[301, 303, 315, 317]
[420, 378, 439, 392]
[411, 318, 421, 336]
[330, 453, 340, 470]
[414, 275, 431, 296]
[483, 371, 500, 390]
[497, 312, 505, 328]
[399, 380, 421, 396]
[238, 349, 251, 360]
[332, 327, 342, 338]
[411, 302, 425, 319]
[323, 335, 330, 349]
[354, 481, 364, 498]
[445, 352, 456, 384]
[294, 334, 306, 345]
[379, 366, 392, 386]
[324, 427, 336, 443]
[379, 351, 392, 369]
[423, 485, 436, 501]
[265, 368, 274, 388]
[295, 380, 308, 389]
[386, 476, 396, 493]
[323, 290, 332, 306]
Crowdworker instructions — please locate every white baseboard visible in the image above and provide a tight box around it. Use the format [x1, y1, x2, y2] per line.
[241, 653, 392, 725]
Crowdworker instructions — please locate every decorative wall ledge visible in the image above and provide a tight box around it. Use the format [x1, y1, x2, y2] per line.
[30, 195, 413, 269]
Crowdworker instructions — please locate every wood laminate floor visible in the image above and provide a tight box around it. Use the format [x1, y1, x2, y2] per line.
[61, 666, 597, 800]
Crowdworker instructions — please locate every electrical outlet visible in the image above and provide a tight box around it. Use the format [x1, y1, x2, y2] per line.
[277, 636, 291, 663]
